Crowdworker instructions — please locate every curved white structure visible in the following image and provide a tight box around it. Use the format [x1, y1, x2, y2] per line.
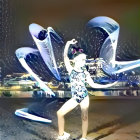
[16, 47, 55, 96]
[87, 16, 140, 75]
[29, 23, 63, 80]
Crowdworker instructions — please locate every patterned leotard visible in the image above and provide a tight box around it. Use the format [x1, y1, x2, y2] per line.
[69, 69, 88, 103]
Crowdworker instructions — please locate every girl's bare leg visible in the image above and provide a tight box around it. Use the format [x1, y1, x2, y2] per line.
[57, 98, 79, 136]
[80, 96, 89, 138]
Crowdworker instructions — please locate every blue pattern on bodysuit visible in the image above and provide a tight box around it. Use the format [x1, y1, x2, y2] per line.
[70, 69, 88, 103]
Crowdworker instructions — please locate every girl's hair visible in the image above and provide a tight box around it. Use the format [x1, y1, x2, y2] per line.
[69, 46, 84, 59]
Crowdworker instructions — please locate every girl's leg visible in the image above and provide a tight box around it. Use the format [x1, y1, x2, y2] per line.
[57, 98, 79, 136]
[80, 95, 89, 139]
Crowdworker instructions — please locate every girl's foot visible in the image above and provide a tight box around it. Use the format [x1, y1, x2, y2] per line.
[57, 132, 70, 140]
[80, 138, 87, 140]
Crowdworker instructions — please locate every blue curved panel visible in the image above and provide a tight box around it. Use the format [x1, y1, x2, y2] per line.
[86, 16, 140, 75]
[29, 23, 63, 80]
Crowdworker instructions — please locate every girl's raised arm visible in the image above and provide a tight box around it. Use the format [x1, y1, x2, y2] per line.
[64, 39, 77, 74]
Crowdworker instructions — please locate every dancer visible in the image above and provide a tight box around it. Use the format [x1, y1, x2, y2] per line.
[57, 39, 117, 140]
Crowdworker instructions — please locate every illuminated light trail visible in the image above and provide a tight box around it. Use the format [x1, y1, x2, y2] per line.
[86, 16, 140, 75]
[15, 47, 54, 123]
[16, 47, 55, 96]
[15, 24, 64, 123]
[29, 23, 63, 81]
[15, 17, 140, 123]
[15, 108, 52, 123]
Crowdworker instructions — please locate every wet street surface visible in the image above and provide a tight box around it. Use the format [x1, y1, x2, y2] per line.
[1, 96, 140, 140]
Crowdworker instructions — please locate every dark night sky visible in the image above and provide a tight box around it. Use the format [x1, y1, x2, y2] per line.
[0, 0, 140, 79]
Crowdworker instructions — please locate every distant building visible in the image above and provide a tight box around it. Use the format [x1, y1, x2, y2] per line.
[3, 73, 36, 88]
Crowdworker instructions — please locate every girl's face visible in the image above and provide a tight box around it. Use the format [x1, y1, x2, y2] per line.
[74, 54, 86, 68]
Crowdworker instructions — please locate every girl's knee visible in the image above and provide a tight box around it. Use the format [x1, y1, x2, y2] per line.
[57, 110, 64, 117]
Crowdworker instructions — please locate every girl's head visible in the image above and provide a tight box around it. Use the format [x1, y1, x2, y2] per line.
[71, 47, 87, 68]
[74, 53, 87, 68]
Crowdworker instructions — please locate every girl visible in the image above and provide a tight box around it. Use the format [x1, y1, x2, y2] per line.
[57, 39, 117, 140]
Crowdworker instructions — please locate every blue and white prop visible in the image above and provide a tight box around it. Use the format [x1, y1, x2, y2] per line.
[87, 16, 140, 75]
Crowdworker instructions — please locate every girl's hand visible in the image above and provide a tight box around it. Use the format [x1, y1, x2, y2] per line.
[68, 39, 78, 45]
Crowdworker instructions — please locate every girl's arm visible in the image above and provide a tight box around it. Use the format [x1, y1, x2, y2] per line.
[85, 71, 117, 89]
[64, 39, 77, 74]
